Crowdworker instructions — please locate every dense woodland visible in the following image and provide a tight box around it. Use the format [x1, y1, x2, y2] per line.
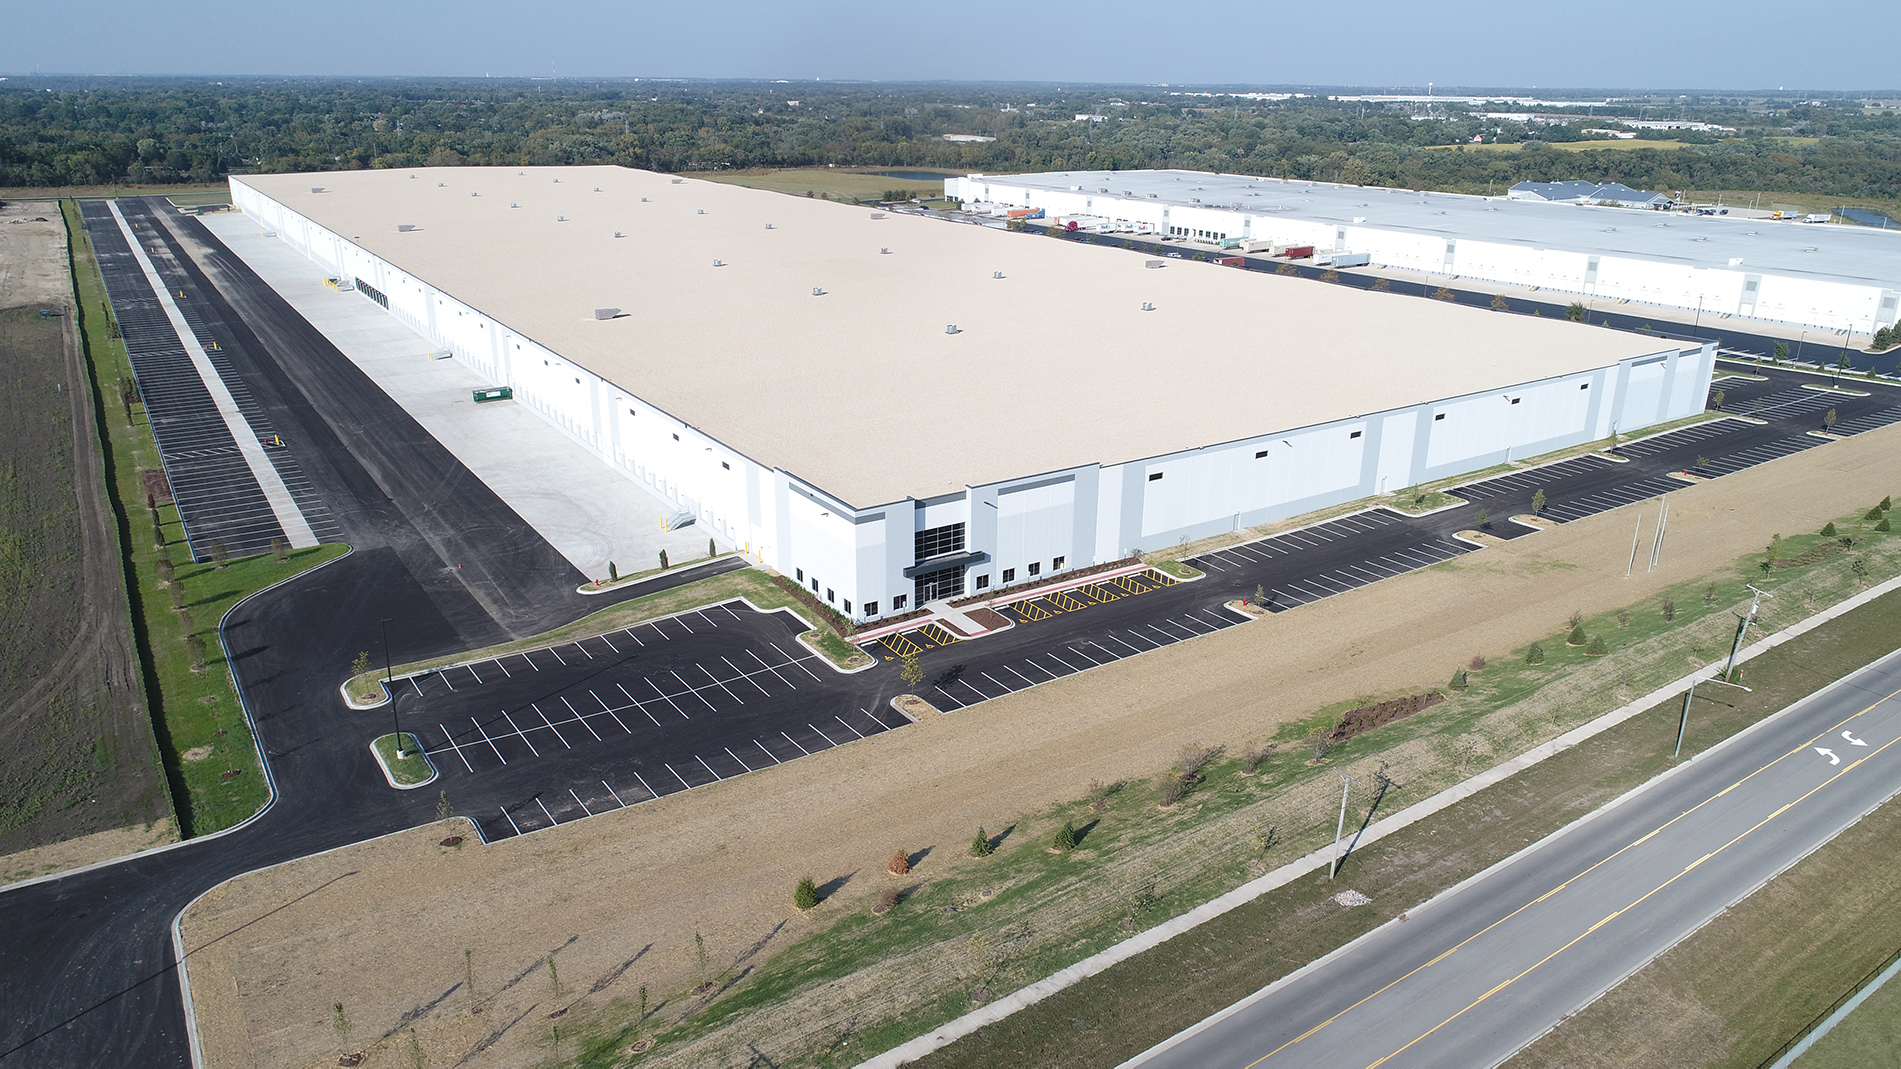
[2, 78, 1899, 204]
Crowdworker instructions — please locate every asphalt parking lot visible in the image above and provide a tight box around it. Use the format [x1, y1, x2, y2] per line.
[82, 200, 341, 560]
[397, 600, 913, 841]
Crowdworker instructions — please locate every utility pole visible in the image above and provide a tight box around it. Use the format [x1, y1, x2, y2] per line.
[1329, 768, 1361, 878]
[382, 617, 403, 758]
[1724, 584, 1774, 681]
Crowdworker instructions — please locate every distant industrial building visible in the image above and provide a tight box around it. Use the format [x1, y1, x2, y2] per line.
[1506, 181, 1671, 209]
[948, 169, 1900, 338]
[234, 167, 1713, 624]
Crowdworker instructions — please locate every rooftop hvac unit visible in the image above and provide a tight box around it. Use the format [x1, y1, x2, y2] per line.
[713, 259, 724, 267]
[879, 247, 889, 254]
[437, 183, 445, 187]
[510, 202, 519, 208]
[553, 178, 559, 183]
[671, 178, 684, 184]
[992, 271, 1004, 279]
[1141, 302, 1155, 311]
[642, 197, 649, 202]
[945, 324, 961, 334]
[765, 223, 774, 229]
[811, 287, 825, 296]
[310, 186, 325, 193]
[594, 187, 602, 192]
[697, 209, 705, 214]
[471, 191, 479, 196]
[397, 224, 417, 232]
[869, 212, 885, 219]
[594, 308, 621, 320]
[557, 215, 566, 221]
[614, 231, 624, 238]
[1145, 259, 1165, 269]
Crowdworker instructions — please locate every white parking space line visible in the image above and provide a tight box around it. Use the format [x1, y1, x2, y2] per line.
[722, 604, 742, 620]
[697, 754, 722, 780]
[621, 629, 645, 647]
[835, 715, 866, 739]
[521, 652, 539, 671]
[1003, 665, 1038, 687]
[747, 649, 798, 688]
[549, 647, 568, 666]
[809, 723, 839, 746]
[410, 677, 425, 697]
[981, 671, 1014, 692]
[500, 710, 540, 757]
[1101, 634, 1143, 655]
[493, 658, 511, 678]
[631, 770, 658, 798]
[466, 664, 483, 684]
[649, 622, 671, 641]
[616, 683, 663, 726]
[499, 807, 522, 835]
[667, 763, 692, 789]
[958, 678, 992, 701]
[532, 703, 573, 748]
[1063, 645, 1104, 666]
[439, 672, 456, 692]
[603, 780, 626, 806]
[672, 670, 719, 711]
[574, 642, 594, 660]
[1146, 624, 1181, 644]
[675, 616, 695, 635]
[648, 679, 692, 719]
[562, 697, 605, 741]
[1125, 629, 1162, 649]
[437, 724, 475, 772]
[571, 789, 592, 816]
[695, 611, 719, 628]
[726, 746, 754, 772]
[723, 656, 773, 695]
[470, 717, 507, 764]
[699, 664, 746, 704]
[770, 642, 825, 680]
[754, 739, 782, 765]
[933, 687, 968, 709]
[781, 731, 812, 756]
[534, 798, 558, 826]
[600, 635, 620, 654]
[590, 691, 633, 733]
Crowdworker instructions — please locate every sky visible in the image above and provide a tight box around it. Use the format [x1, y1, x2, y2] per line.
[18, 1, 1901, 91]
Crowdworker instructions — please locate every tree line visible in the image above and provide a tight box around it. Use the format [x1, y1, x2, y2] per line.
[2, 78, 1896, 206]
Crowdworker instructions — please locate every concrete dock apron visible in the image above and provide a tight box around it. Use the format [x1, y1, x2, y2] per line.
[105, 199, 318, 549]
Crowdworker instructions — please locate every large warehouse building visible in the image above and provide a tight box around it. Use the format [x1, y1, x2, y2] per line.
[948, 170, 1901, 339]
[233, 166, 1713, 625]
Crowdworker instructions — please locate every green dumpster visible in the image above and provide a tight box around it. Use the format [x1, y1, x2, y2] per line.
[472, 387, 513, 403]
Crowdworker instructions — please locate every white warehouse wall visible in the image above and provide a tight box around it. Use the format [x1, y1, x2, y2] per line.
[949, 176, 1898, 336]
[235, 179, 1714, 626]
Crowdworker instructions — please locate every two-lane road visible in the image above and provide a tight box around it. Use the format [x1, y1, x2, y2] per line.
[1131, 647, 1901, 1069]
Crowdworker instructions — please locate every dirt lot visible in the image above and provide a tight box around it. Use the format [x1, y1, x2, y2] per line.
[0, 298, 170, 868]
[0, 200, 75, 307]
[179, 422, 1901, 1069]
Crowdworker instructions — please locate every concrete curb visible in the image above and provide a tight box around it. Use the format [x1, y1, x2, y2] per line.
[369, 734, 439, 791]
[857, 570, 1901, 1069]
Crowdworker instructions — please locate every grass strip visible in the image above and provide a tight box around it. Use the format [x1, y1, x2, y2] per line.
[62, 198, 348, 836]
[371, 733, 433, 787]
[909, 581, 1901, 1068]
[560, 501, 1901, 1067]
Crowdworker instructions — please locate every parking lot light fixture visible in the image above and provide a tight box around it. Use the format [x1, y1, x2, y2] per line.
[383, 618, 403, 758]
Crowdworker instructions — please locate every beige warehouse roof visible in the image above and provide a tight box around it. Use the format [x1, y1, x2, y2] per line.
[237, 166, 1668, 506]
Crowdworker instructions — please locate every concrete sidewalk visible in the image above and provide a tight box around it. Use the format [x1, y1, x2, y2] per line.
[200, 211, 705, 579]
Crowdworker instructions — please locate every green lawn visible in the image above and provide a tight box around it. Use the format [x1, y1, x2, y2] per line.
[1796, 967, 1901, 1068]
[63, 199, 348, 836]
[372, 733, 433, 786]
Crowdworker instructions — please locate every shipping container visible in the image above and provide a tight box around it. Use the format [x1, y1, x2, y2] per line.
[1216, 256, 1246, 267]
[1330, 252, 1372, 268]
[1283, 245, 1315, 259]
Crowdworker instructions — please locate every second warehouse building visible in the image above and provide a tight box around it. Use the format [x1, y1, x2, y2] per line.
[232, 166, 1715, 624]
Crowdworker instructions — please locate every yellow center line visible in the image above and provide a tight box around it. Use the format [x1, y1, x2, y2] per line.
[1361, 730, 1901, 1069]
[1237, 679, 1901, 1069]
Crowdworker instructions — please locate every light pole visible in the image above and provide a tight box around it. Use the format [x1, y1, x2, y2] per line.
[1724, 585, 1774, 682]
[1329, 768, 1362, 879]
[382, 617, 403, 758]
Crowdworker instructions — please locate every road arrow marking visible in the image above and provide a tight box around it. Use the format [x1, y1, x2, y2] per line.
[1843, 731, 1869, 747]
[1815, 747, 1842, 765]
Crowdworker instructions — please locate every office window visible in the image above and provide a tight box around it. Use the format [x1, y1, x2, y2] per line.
[1053, 556, 1065, 570]
[893, 594, 907, 610]
[1003, 568, 1016, 583]
[672, 433, 680, 440]
[1434, 413, 1446, 421]
[975, 574, 990, 590]
[811, 578, 818, 592]
[721, 461, 730, 470]
[628, 407, 636, 415]
[1028, 562, 1041, 576]
[865, 601, 879, 616]
[1148, 472, 1164, 481]
[796, 568, 804, 582]
[1580, 383, 1590, 390]
[843, 599, 851, 613]
[1255, 449, 1268, 459]
[826, 588, 834, 603]
[1510, 397, 1521, 405]
[915, 522, 966, 562]
[1349, 430, 1363, 439]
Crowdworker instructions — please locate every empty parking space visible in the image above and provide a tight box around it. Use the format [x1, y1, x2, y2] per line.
[1696, 433, 1824, 476]
[1831, 406, 1901, 436]
[1451, 455, 1615, 501]
[1538, 475, 1687, 523]
[1614, 420, 1743, 458]
[998, 568, 1179, 625]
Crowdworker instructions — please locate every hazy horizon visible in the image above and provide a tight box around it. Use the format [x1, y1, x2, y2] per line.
[8, 0, 1898, 92]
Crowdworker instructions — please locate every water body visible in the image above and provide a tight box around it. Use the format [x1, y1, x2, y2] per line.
[1838, 207, 1899, 229]
[869, 170, 954, 182]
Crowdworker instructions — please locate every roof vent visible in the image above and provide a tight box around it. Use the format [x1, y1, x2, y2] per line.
[765, 223, 774, 229]
[697, 209, 705, 215]
[945, 324, 961, 334]
[812, 286, 826, 296]
[396, 224, 417, 232]
[671, 178, 684, 184]
[879, 246, 890, 254]
[614, 231, 624, 238]
[557, 215, 566, 222]
[471, 191, 479, 197]
[713, 259, 725, 267]
[437, 183, 445, 187]
[641, 197, 649, 202]
[1145, 259, 1164, 269]
[1141, 301, 1156, 311]
[509, 202, 519, 208]
[992, 270, 1004, 279]
[310, 186, 325, 193]
[409, 174, 416, 179]
[594, 187, 602, 192]
[594, 308, 620, 320]
[869, 211, 885, 219]
[553, 178, 559, 183]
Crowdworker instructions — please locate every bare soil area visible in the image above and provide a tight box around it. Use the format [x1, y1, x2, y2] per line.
[179, 422, 1901, 1069]
[0, 200, 73, 307]
[0, 302, 170, 861]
